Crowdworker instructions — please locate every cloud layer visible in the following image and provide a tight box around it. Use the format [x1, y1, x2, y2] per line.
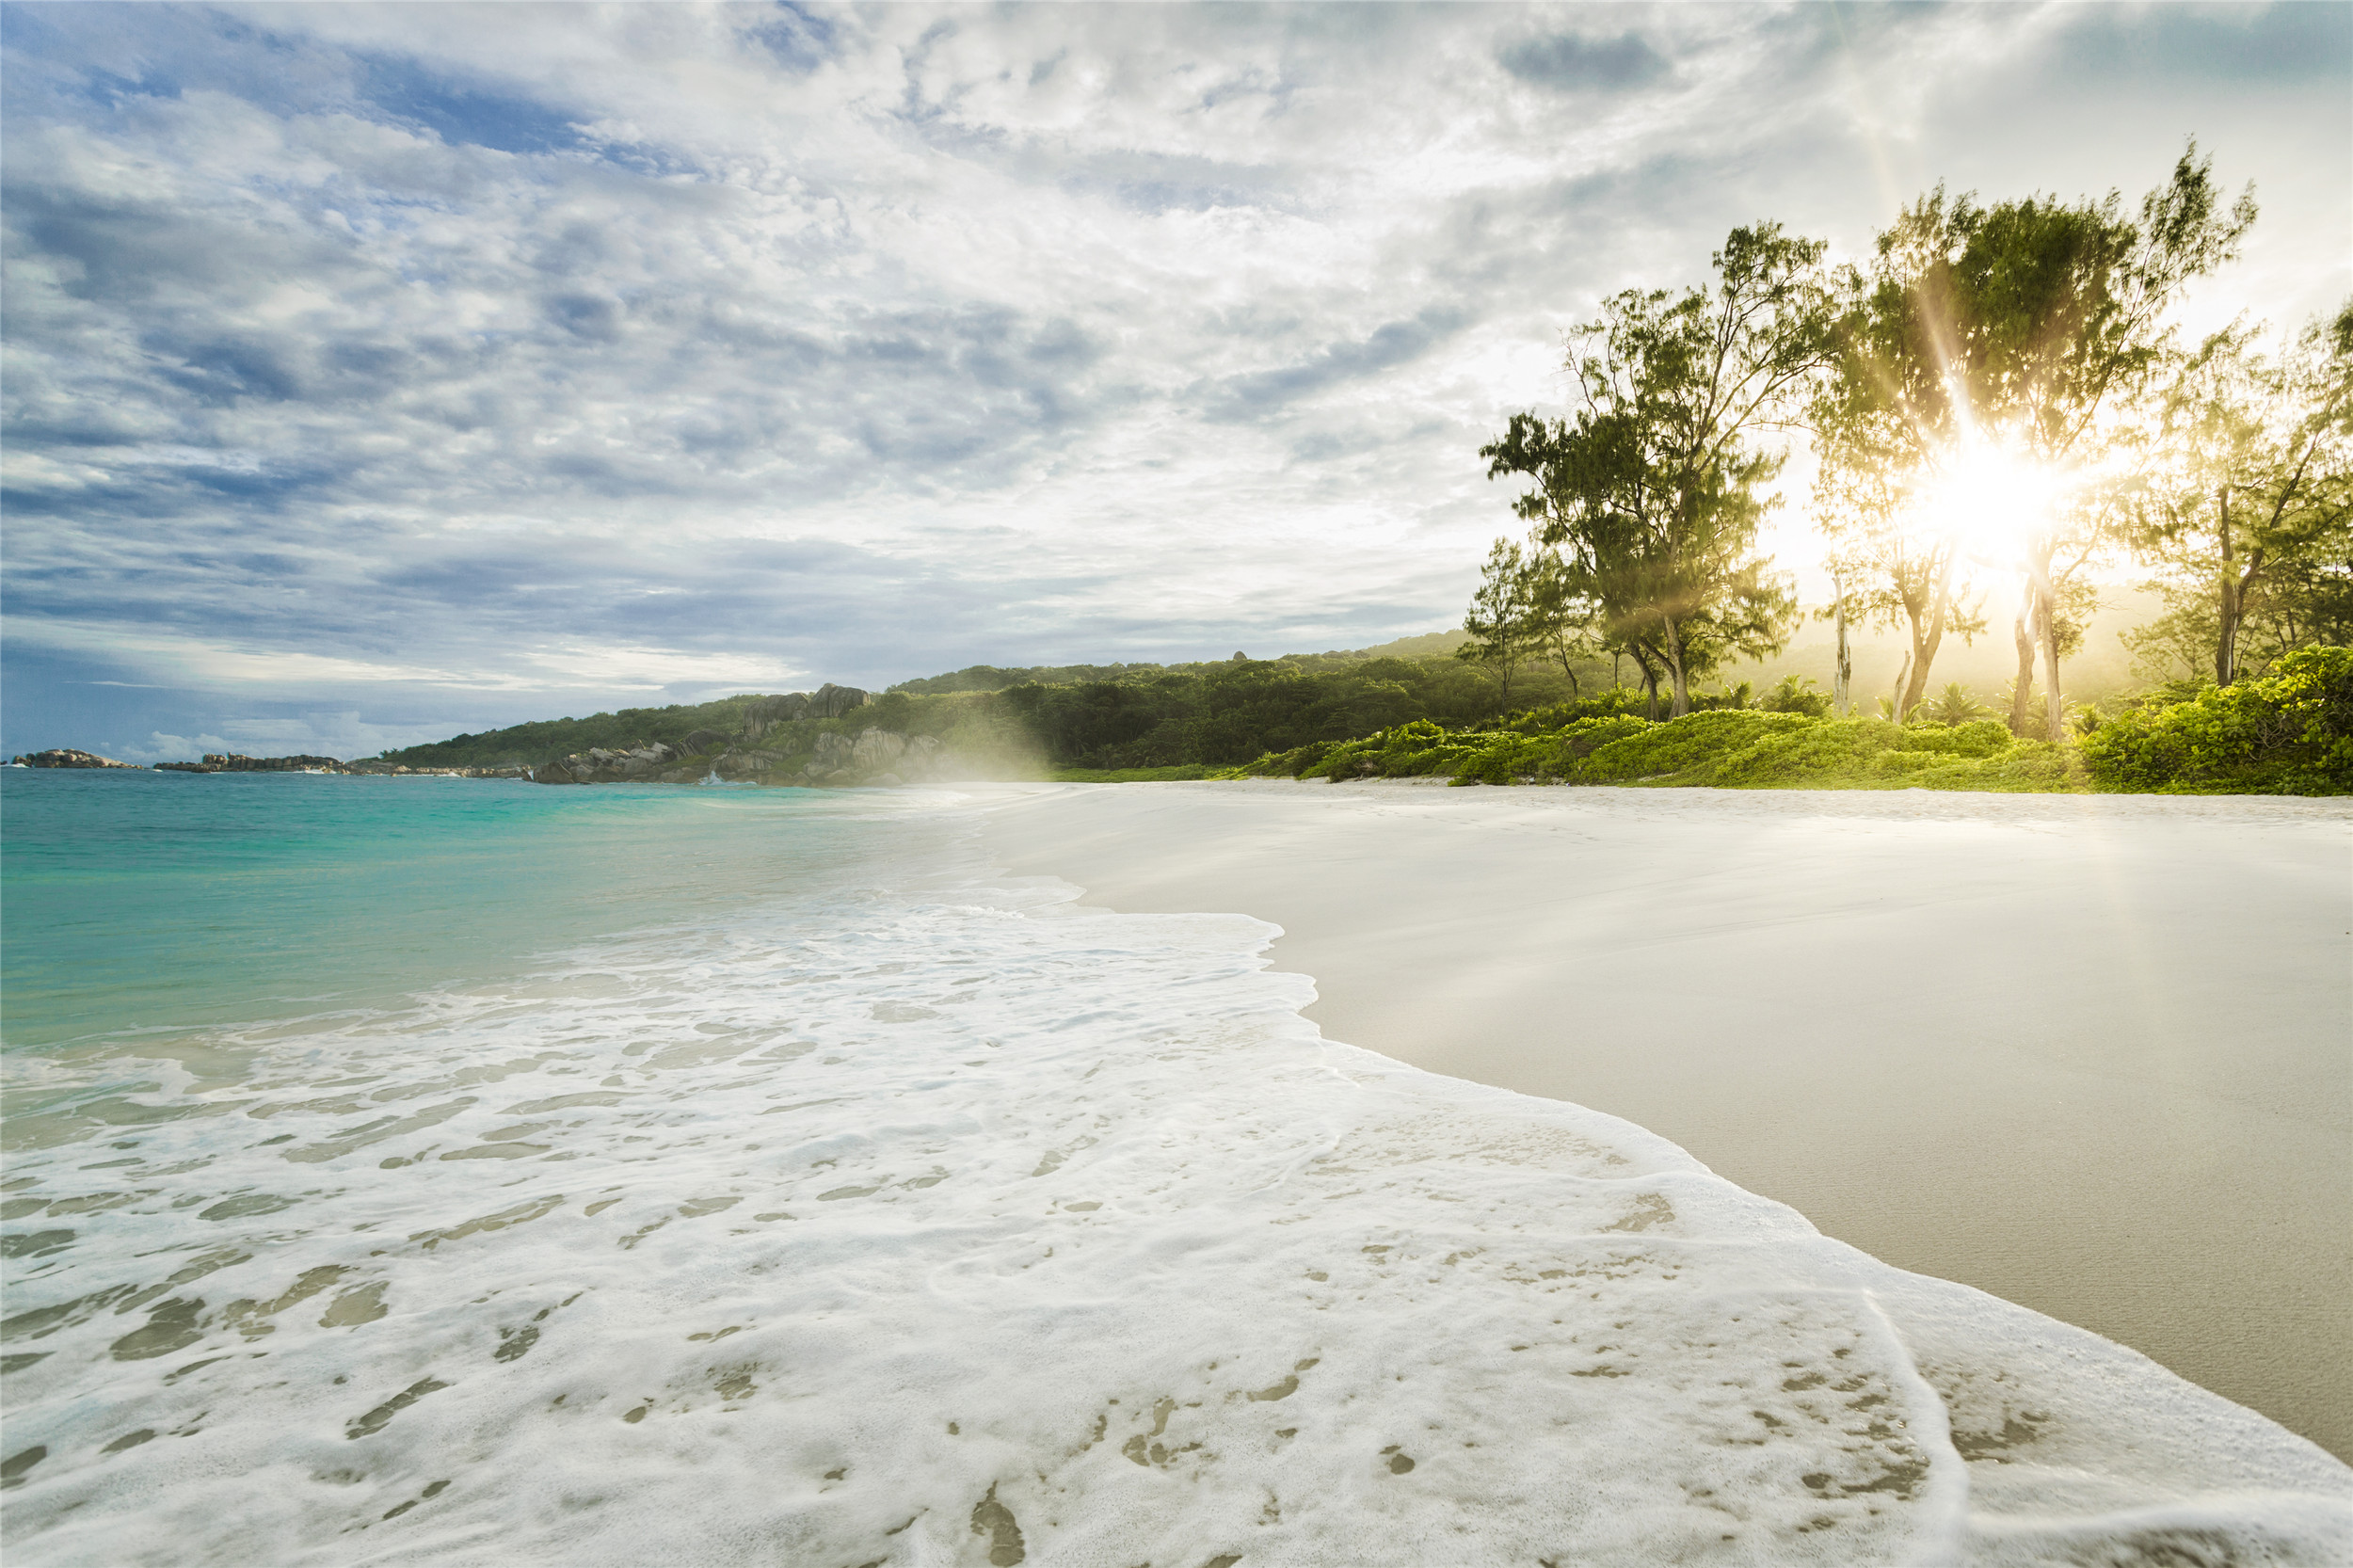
[4, 2, 2346, 759]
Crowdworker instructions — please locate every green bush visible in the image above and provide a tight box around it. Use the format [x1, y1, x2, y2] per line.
[1550, 715, 1652, 766]
[1241, 741, 1339, 777]
[1449, 731, 1562, 785]
[1577, 711, 1817, 785]
[1048, 764, 1223, 783]
[1561, 710, 2077, 792]
[2082, 647, 2353, 794]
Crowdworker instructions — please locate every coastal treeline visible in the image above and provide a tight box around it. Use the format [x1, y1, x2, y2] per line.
[1466, 142, 2348, 753]
[1241, 647, 2348, 796]
[382, 645, 1566, 775]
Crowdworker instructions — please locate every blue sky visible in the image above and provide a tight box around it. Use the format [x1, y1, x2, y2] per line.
[4, 2, 2347, 760]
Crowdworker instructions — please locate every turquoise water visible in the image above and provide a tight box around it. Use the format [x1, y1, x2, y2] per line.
[0, 769, 876, 1052]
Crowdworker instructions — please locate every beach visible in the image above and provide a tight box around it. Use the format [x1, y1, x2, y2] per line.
[4, 772, 2347, 1565]
[979, 780, 2353, 1464]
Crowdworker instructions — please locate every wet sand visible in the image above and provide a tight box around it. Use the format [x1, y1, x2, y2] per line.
[977, 780, 2353, 1461]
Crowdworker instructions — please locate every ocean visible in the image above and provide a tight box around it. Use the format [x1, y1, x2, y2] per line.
[2, 770, 2342, 1565]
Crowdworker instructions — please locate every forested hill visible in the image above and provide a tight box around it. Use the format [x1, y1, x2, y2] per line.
[885, 630, 1473, 695]
[376, 628, 1509, 771]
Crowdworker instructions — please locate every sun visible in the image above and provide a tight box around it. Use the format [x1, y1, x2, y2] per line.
[1912, 438, 2064, 565]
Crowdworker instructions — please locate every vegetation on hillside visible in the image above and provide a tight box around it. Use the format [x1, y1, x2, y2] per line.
[380, 641, 1574, 774]
[384, 696, 761, 770]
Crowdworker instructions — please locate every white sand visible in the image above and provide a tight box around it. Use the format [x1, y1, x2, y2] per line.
[978, 780, 2353, 1464]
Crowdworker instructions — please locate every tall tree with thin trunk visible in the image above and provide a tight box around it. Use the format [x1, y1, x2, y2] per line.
[1458, 536, 1540, 709]
[1483, 224, 1829, 715]
[1814, 461, 1989, 720]
[2125, 303, 2353, 686]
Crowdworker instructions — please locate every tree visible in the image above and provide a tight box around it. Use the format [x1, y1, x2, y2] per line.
[1815, 144, 2256, 738]
[1759, 674, 1833, 717]
[1458, 536, 1541, 709]
[1914, 681, 1991, 727]
[2126, 302, 2353, 685]
[1819, 568, 1856, 716]
[1484, 224, 1828, 715]
[1814, 459, 1991, 720]
[1517, 544, 1601, 696]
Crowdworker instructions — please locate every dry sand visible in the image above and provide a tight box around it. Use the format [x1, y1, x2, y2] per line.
[976, 779, 2353, 1461]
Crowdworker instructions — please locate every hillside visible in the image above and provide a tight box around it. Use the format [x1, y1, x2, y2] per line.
[375, 603, 2182, 776]
[382, 630, 1491, 770]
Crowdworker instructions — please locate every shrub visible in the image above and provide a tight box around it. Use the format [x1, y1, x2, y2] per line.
[1449, 731, 1561, 785]
[1758, 675, 1833, 717]
[1577, 711, 1817, 785]
[1241, 741, 1337, 777]
[2082, 647, 2353, 794]
[1551, 715, 1652, 766]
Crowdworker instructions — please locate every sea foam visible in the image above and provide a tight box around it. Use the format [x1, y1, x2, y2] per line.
[2, 791, 2345, 1565]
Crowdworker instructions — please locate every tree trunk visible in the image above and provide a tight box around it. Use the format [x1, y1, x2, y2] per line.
[2215, 486, 2240, 687]
[1898, 544, 1958, 720]
[2009, 580, 2038, 736]
[2031, 557, 2064, 744]
[1889, 649, 1912, 723]
[1662, 621, 1690, 718]
[1833, 593, 1851, 719]
[1641, 666, 1660, 721]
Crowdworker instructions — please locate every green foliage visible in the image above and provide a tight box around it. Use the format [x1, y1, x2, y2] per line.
[1580, 712, 2067, 790]
[1913, 681, 1991, 727]
[381, 696, 760, 768]
[1577, 712, 1817, 783]
[890, 662, 1176, 695]
[1278, 704, 2082, 793]
[383, 645, 2349, 798]
[1482, 224, 1821, 714]
[2081, 646, 2353, 794]
[1240, 741, 1339, 778]
[1048, 765, 1225, 783]
[1758, 675, 1833, 717]
[1551, 714, 1651, 758]
[2124, 301, 2353, 686]
[994, 654, 1597, 769]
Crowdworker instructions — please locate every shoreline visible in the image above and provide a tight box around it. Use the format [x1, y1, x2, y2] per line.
[7, 777, 2347, 1561]
[975, 779, 2353, 1462]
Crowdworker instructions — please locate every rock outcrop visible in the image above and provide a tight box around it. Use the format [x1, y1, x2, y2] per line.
[800, 730, 942, 786]
[742, 683, 870, 738]
[534, 742, 683, 785]
[11, 748, 139, 769]
[341, 760, 530, 777]
[712, 748, 782, 779]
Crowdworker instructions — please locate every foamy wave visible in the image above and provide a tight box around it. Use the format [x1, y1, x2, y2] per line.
[2, 838, 2345, 1565]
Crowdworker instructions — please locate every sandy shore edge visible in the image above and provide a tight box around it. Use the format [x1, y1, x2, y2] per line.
[974, 779, 2353, 1463]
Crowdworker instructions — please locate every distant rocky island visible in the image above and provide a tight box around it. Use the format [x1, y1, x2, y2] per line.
[9, 748, 143, 770]
[9, 682, 968, 790]
[8, 747, 532, 777]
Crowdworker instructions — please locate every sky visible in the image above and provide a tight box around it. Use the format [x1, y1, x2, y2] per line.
[3, 2, 2347, 762]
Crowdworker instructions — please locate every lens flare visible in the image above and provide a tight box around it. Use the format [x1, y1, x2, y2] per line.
[1913, 438, 2065, 565]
